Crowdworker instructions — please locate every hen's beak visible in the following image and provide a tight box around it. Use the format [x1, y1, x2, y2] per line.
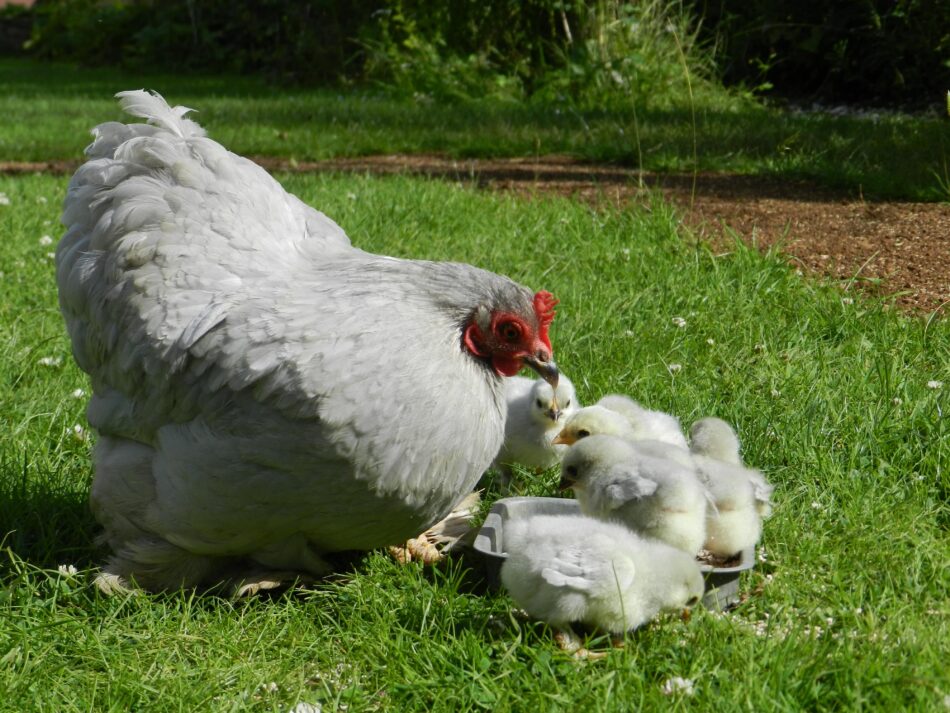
[524, 352, 558, 391]
[551, 431, 574, 446]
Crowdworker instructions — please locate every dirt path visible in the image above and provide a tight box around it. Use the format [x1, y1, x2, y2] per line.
[5, 155, 949, 313]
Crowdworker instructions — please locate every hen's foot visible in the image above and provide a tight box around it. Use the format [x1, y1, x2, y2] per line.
[387, 533, 443, 565]
[93, 571, 137, 596]
[553, 628, 607, 660]
[227, 570, 315, 598]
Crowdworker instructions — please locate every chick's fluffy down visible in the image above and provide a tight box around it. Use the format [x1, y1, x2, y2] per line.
[500, 514, 703, 633]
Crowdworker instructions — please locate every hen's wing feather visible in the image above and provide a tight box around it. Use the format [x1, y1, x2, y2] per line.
[57, 91, 354, 434]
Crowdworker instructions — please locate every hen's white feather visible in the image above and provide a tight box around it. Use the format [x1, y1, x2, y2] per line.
[115, 90, 205, 138]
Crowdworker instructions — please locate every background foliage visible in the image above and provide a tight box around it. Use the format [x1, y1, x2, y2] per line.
[690, 0, 950, 108]
[21, 0, 950, 108]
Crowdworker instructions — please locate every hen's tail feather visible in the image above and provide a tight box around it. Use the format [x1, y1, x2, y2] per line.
[115, 89, 205, 139]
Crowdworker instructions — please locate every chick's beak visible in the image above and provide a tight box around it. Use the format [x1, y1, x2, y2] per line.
[545, 407, 561, 422]
[557, 473, 575, 492]
[551, 430, 574, 446]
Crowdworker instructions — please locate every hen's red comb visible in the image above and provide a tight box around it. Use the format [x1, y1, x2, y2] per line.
[533, 291, 558, 350]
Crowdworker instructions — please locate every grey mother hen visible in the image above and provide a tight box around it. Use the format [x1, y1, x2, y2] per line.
[56, 90, 560, 592]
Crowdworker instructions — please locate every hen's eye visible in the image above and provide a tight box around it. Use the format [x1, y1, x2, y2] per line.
[577, 429, 591, 438]
[536, 399, 544, 408]
[497, 321, 522, 343]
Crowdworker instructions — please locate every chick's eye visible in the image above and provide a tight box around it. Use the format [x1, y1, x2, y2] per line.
[536, 399, 544, 408]
[564, 400, 571, 407]
[577, 429, 590, 438]
[565, 465, 578, 478]
[497, 321, 522, 343]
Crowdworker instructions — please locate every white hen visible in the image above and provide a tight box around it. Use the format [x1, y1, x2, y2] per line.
[689, 418, 774, 557]
[560, 435, 708, 555]
[56, 90, 562, 591]
[501, 514, 704, 653]
[493, 374, 578, 489]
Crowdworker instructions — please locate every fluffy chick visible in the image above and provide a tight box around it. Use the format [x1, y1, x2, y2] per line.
[596, 394, 688, 449]
[501, 514, 704, 654]
[560, 435, 708, 555]
[689, 416, 742, 465]
[554, 406, 695, 469]
[493, 374, 579, 490]
[689, 418, 775, 557]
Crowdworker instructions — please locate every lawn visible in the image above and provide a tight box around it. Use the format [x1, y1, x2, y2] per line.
[1, 158, 947, 710]
[2, 53, 950, 709]
[3, 58, 949, 201]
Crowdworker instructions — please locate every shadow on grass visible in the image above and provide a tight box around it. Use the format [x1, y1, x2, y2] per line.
[0, 466, 100, 570]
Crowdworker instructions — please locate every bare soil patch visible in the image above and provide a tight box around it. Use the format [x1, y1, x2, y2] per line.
[6, 155, 948, 313]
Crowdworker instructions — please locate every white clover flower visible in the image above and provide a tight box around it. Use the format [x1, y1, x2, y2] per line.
[72, 424, 88, 442]
[811, 501, 823, 510]
[754, 343, 767, 353]
[671, 316, 687, 328]
[661, 677, 695, 696]
[706, 338, 715, 345]
[58, 564, 78, 577]
[39, 235, 54, 246]
[757, 547, 767, 563]
[841, 297, 854, 305]
[770, 388, 781, 398]
[289, 704, 322, 713]
[46, 252, 56, 260]
[927, 380, 943, 389]
[892, 397, 902, 406]
[346, 192, 357, 201]
[260, 682, 279, 694]
[72, 388, 86, 398]
[38, 356, 62, 367]
[37, 196, 48, 204]
[0, 192, 10, 206]
[667, 363, 682, 374]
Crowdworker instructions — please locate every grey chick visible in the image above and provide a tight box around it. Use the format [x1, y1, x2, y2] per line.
[500, 514, 704, 656]
[560, 435, 708, 555]
[493, 374, 579, 491]
[689, 417, 775, 557]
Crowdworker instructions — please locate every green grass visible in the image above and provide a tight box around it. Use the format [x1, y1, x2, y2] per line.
[1, 170, 947, 711]
[3, 58, 949, 200]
